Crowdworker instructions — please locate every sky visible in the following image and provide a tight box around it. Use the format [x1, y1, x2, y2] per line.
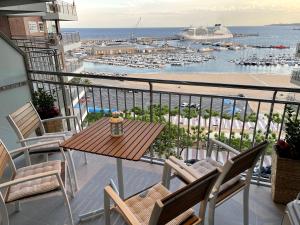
[61, 0, 300, 28]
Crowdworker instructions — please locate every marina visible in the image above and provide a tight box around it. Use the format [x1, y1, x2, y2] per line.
[230, 54, 300, 67]
[84, 52, 215, 69]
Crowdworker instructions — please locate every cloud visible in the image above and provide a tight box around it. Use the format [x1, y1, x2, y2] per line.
[61, 0, 300, 27]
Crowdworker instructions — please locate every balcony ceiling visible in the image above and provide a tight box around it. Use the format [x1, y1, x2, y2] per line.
[0, 0, 49, 7]
[0, 2, 46, 16]
[0, 10, 42, 15]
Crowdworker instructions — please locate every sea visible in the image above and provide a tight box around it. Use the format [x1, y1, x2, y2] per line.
[62, 26, 300, 75]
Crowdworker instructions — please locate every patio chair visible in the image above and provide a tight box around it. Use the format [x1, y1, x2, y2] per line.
[7, 101, 86, 190]
[0, 139, 74, 225]
[104, 168, 221, 225]
[162, 140, 268, 225]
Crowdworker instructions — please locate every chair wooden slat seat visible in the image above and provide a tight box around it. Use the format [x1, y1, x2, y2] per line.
[6, 160, 64, 203]
[26, 131, 74, 154]
[163, 140, 269, 225]
[7, 101, 84, 191]
[105, 167, 221, 225]
[0, 140, 74, 225]
[182, 158, 242, 193]
[122, 183, 194, 225]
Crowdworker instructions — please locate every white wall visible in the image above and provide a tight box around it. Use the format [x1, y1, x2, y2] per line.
[0, 36, 31, 149]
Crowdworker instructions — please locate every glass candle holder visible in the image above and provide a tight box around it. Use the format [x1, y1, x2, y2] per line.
[110, 116, 124, 137]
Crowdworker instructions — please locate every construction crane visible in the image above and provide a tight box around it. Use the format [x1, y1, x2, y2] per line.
[130, 17, 142, 42]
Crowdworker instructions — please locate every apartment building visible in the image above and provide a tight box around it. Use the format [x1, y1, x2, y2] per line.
[0, 0, 86, 147]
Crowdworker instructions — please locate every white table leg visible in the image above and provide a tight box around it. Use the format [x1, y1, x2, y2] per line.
[79, 158, 125, 221]
[116, 158, 124, 199]
[67, 149, 79, 191]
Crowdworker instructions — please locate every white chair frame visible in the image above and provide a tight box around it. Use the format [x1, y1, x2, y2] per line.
[0, 140, 74, 225]
[162, 139, 268, 225]
[7, 101, 87, 191]
[104, 167, 221, 225]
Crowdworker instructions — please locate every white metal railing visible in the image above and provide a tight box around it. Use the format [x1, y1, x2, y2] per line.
[46, 1, 77, 16]
[61, 32, 80, 45]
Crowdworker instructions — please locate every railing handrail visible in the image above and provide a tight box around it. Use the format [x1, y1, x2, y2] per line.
[28, 70, 300, 93]
[28, 76, 300, 105]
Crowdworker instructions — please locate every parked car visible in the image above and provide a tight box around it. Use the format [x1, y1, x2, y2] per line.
[181, 102, 189, 107]
[190, 103, 197, 108]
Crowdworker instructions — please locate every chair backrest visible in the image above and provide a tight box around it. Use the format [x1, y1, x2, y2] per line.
[0, 140, 16, 178]
[7, 102, 44, 140]
[149, 169, 220, 225]
[222, 141, 268, 183]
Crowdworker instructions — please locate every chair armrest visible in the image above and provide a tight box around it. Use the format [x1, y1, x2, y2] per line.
[209, 139, 240, 156]
[168, 156, 199, 181]
[42, 115, 82, 131]
[9, 140, 62, 155]
[11, 140, 67, 161]
[104, 186, 141, 225]
[165, 159, 197, 183]
[0, 171, 60, 189]
[19, 134, 66, 144]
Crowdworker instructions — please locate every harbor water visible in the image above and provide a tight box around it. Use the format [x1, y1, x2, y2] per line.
[63, 26, 300, 75]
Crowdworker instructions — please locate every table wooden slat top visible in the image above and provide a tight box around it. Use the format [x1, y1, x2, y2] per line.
[60, 118, 165, 161]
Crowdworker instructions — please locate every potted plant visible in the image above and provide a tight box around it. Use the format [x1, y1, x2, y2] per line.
[272, 106, 300, 204]
[32, 88, 63, 133]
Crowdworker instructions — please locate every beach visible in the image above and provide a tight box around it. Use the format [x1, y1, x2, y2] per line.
[91, 72, 297, 113]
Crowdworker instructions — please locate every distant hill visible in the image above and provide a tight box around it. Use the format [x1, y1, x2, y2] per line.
[267, 23, 300, 26]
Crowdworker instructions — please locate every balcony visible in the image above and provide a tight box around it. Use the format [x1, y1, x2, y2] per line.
[61, 32, 81, 52]
[290, 68, 300, 86]
[13, 32, 81, 52]
[296, 43, 300, 58]
[44, 0, 78, 21]
[6, 69, 300, 224]
[0, 1, 77, 21]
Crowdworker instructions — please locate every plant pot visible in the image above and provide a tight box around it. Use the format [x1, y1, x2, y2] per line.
[43, 119, 63, 133]
[271, 150, 300, 204]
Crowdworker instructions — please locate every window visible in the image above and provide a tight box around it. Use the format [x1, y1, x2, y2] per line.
[28, 21, 38, 33]
[38, 22, 44, 32]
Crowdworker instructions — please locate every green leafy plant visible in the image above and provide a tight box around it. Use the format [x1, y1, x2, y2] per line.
[276, 106, 300, 159]
[32, 88, 59, 119]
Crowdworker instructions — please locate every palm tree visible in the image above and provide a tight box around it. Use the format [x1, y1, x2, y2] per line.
[203, 114, 210, 127]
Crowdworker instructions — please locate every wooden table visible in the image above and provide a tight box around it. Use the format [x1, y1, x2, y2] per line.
[60, 118, 165, 221]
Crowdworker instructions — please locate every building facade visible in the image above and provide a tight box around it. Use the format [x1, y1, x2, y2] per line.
[0, 0, 87, 148]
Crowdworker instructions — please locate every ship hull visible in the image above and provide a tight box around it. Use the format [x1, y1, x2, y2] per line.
[179, 34, 233, 41]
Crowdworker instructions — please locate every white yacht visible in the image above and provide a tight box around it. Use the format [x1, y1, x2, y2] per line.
[179, 24, 233, 41]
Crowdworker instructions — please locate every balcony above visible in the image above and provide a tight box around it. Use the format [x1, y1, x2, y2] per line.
[44, 1, 78, 21]
[13, 32, 81, 52]
[0, 1, 77, 21]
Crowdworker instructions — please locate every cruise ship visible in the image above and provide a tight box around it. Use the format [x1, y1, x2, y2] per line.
[178, 24, 233, 41]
